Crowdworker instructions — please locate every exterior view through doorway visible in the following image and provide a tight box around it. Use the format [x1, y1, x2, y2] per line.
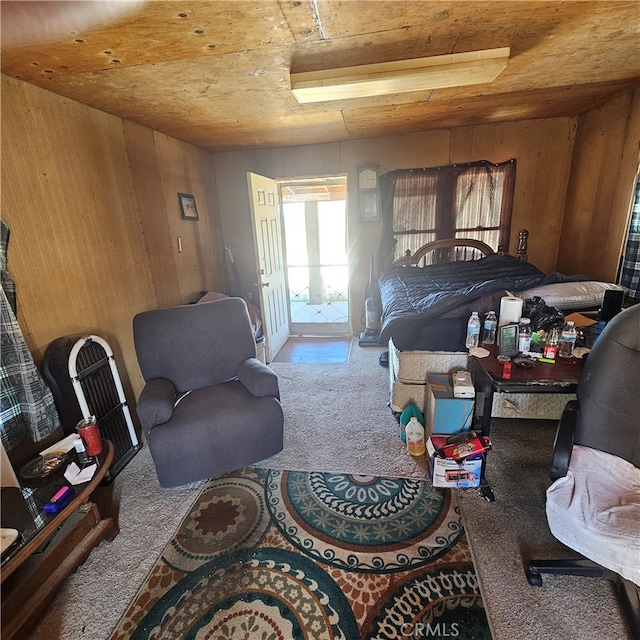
[279, 176, 349, 337]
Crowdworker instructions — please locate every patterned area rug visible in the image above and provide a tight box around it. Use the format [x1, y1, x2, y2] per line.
[111, 468, 490, 639]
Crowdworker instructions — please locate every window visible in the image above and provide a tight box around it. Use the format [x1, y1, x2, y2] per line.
[380, 160, 516, 264]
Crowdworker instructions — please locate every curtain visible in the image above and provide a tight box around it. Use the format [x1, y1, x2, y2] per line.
[453, 162, 515, 249]
[379, 171, 399, 269]
[379, 159, 515, 268]
[620, 177, 640, 300]
[1, 221, 60, 450]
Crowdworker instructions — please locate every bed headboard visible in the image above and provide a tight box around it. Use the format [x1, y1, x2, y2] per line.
[390, 229, 529, 268]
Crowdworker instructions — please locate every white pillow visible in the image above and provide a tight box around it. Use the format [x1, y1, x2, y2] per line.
[516, 281, 625, 310]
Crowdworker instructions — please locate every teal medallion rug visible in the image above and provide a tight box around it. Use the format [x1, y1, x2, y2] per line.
[111, 468, 490, 639]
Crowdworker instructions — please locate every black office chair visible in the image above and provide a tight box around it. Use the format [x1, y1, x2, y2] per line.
[526, 304, 640, 639]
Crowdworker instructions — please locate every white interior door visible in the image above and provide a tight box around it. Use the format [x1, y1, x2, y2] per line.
[247, 172, 289, 361]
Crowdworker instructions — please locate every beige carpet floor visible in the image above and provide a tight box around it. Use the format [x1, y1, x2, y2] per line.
[24, 339, 631, 639]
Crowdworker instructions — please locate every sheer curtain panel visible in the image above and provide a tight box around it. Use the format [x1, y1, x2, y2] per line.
[380, 159, 516, 267]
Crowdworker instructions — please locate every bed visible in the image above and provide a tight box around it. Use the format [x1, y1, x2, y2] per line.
[378, 229, 624, 352]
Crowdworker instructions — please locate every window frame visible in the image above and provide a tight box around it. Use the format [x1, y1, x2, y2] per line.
[380, 159, 516, 266]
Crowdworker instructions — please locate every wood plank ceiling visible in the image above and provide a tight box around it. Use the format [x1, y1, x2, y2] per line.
[1, 1, 639, 152]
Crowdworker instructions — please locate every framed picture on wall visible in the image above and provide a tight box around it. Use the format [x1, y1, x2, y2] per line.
[178, 193, 199, 220]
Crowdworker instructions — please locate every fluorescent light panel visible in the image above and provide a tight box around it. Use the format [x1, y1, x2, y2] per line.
[291, 47, 510, 104]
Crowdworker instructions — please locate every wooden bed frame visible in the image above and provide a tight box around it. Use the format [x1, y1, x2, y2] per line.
[391, 228, 529, 268]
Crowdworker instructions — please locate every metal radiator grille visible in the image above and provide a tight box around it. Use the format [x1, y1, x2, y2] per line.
[43, 333, 141, 483]
[73, 340, 140, 479]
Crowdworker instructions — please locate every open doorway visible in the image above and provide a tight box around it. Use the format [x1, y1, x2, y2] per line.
[279, 176, 349, 337]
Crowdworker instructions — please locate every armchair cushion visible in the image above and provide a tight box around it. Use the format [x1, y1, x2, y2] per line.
[146, 381, 283, 487]
[136, 378, 177, 432]
[546, 444, 640, 587]
[237, 358, 280, 399]
[133, 298, 256, 394]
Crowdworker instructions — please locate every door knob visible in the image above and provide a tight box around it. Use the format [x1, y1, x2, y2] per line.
[261, 282, 270, 287]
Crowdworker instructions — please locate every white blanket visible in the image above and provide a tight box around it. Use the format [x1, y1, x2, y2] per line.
[546, 445, 640, 586]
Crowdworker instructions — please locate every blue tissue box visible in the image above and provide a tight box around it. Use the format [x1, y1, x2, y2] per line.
[425, 374, 474, 436]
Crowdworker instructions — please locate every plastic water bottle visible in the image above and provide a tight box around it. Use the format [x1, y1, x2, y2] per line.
[482, 311, 497, 345]
[559, 321, 577, 358]
[518, 317, 532, 353]
[465, 311, 481, 349]
[406, 417, 426, 456]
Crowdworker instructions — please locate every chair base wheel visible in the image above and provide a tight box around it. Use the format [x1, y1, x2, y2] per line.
[526, 569, 543, 586]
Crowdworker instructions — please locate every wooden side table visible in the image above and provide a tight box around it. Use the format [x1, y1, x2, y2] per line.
[470, 349, 583, 501]
[471, 347, 583, 435]
[1, 440, 118, 640]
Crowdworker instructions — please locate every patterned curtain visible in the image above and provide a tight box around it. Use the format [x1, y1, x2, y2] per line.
[1, 221, 60, 450]
[620, 177, 640, 300]
[379, 159, 515, 267]
[453, 163, 514, 250]
[391, 170, 439, 259]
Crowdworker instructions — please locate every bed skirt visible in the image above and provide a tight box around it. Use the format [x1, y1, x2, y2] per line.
[388, 339, 574, 419]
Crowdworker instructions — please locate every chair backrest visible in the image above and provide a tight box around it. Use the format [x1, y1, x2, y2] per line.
[576, 304, 640, 467]
[133, 297, 256, 393]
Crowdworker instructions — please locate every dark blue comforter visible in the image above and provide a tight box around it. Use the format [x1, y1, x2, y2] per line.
[378, 253, 585, 345]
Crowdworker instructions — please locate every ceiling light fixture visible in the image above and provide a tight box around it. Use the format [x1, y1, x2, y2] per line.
[290, 47, 510, 104]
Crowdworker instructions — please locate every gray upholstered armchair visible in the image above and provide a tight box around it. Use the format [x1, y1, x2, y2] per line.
[132, 297, 284, 487]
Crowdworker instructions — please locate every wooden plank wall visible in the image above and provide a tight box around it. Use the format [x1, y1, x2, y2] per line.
[212, 117, 579, 334]
[1, 75, 226, 408]
[558, 90, 640, 280]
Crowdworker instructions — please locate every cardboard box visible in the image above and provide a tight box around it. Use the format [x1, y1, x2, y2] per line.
[425, 374, 474, 436]
[426, 437, 483, 488]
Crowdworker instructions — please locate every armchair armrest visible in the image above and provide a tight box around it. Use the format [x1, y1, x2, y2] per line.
[237, 358, 280, 399]
[550, 399, 579, 482]
[136, 378, 177, 433]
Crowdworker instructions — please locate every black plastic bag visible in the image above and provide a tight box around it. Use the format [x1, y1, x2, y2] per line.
[522, 296, 564, 331]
